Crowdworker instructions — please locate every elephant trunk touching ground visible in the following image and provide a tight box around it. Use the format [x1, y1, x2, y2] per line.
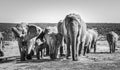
[70, 23, 79, 61]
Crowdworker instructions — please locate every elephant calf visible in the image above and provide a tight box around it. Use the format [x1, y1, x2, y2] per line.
[82, 31, 92, 56]
[106, 31, 119, 53]
[87, 29, 98, 53]
[35, 38, 49, 59]
[44, 32, 63, 59]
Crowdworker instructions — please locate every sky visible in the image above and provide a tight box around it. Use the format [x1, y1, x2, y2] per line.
[0, 0, 120, 23]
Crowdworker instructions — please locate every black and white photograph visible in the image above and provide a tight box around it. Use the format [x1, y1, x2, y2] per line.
[0, 0, 120, 70]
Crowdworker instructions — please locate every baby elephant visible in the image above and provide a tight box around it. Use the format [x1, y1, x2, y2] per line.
[44, 33, 63, 59]
[106, 31, 119, 53]
[35, 40, 49, 59]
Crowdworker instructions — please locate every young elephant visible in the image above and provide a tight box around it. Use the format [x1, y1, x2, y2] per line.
[106, 31, 119, 53]
[82, 31, 92, 56]
[34, 28, 50, 59]
[35, 41, 49, 59]
[87, 29, 98, 53]
[44, 32, 63, 59]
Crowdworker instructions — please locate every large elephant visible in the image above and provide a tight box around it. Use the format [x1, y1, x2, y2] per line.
[11, 22, 43, 61]
[63, 13, 87, 61]
[87, 29, 98, 53]
[106, 31, 119, 53]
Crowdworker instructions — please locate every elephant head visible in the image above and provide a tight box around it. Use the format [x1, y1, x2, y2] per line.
[12, 22, 43, 61]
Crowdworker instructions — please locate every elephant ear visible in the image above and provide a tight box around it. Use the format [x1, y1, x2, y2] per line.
[56, 33, 63, 45]
[24, 25, 42, 41]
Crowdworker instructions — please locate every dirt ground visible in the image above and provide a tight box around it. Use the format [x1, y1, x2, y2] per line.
[0, 41, 120, 70]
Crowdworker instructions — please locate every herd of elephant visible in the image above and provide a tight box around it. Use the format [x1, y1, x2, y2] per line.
[0, 13, 119, 61]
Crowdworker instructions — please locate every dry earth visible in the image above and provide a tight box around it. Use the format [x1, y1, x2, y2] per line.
[0, 41, 120, 70]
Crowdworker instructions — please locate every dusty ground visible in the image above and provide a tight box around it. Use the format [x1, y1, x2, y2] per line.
[0, 41, 120, 70]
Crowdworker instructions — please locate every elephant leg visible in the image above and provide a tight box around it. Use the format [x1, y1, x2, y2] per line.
[86, 46, 90, 53]
[41, 50, 43, 59]
[55, 48, 59, 59]
[94, 42, 96, 53]
[60, 37, 64, 56]
[26, 54, 32, 60]
[112, 42, 115, 53]
[66, 37, 71, 59]
[87, 43, 91, 53]
[19, 45, 26, 61]
[78, 42, 82, 56]
[113, 42, 116, 53]
[109, 43, 112, 53]
[80, 42, 85, 56]
[112, 43, 114, 53]
[36, 49, 40, 60]
[111, 43, 113, 53]
[0, 41, 3, 51]
[0, 49, 4, 57]
[90, 41, 93, 49]
[20, 50, 26, 61]
[46, 45, 49, 56]
[26, 50, 34, 60]
[18, 41, 22, 57]
[50, 53, 55, 60]
[76, 37, 80, 57]
[60, 45, 63, 56]
[83, 46, 87, 56]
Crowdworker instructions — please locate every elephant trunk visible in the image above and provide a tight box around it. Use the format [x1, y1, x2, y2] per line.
[70, 23, 78, 61]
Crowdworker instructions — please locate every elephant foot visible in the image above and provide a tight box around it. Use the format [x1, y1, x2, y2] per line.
[60, 54, 65, 57]
[50, 53, 57, 60]
[26, 54, 32, 60]
[0, 50, 4, 57]
[26, 50, 34, 60]
[110, 51, 112, 53]
[72, 55, 78, 61]
[37, 57, 40, 60]
[20, 51, 26, 61]
[30, 50, 34, 56]
[50, 54, 55, 59]
[66, 54, 71, 59]
[66, 56, 71, 59]
[86, 49, 90, 53]
[73, 58, 78, 61]
[36, 56, 40, 60]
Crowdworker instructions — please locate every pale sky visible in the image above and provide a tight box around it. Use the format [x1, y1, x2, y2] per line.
[0, 0, 120, 23]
